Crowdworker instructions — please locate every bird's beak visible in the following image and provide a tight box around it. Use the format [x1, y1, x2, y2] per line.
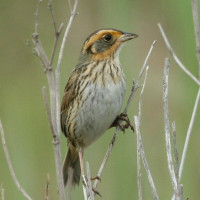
[120, 32, 138, 42]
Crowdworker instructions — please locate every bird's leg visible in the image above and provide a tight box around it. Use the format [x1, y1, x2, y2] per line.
[79, 149, 102, 197]
[78, 149, 84, 175]
[79, 148, 98, 183]
[78, 149, 88, 186]
[110, 113, 134, 132]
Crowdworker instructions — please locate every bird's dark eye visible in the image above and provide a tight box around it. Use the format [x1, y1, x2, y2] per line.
[103, 34, 112, 42]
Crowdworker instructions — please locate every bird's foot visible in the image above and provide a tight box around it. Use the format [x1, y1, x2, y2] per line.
[92, 187, 102, 197]
[111, 113, 134, 132]
[91, 175, 101, 182]
[81, 175, 102, 197]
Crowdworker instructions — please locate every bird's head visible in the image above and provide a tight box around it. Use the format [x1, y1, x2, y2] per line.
[78, 28, 138, 63]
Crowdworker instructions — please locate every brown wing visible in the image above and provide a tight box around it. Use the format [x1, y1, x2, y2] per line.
[61, 70, 79, 136]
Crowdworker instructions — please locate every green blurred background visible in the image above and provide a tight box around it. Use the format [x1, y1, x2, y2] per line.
[0, 0, 200, 199]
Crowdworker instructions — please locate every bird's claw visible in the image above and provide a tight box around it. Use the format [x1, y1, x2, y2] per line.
[91, 175, 101, 182]
[92, 187, 102, 197]
[81, 175, 102, 197]
[111, 113, 134, 132]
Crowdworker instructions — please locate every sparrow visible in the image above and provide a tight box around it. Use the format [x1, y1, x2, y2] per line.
[61, 28, 138, 186]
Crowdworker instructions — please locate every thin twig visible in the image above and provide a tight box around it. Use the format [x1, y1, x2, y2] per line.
[171, 122, 184, 200]
[178, 87, 200, 180]
[191, 0, 200, 78]
[45, 174, 50, 200]
[158, 23, 200, 86]
[86, 162, 95, 200]
[136, 66, 150, 200]
[82, 162, 94, 200]
[50, 23, 64, 66]
[163, 58, 178, 194]
[0, 120, 32, 200]
[52, 142, 66, 200]
[123, 40, 156, 114]
[32, 3, 66, 200]
[56, 0, 79, 72]
[48, 0, 57, 35]
[83, 185, 88, 200]
[33, 3, 57, 135]
[48, 0, 64, 65]
[138, 66, 149, 122]
[135, 66, 159, 200]
[137, 129, 142, 200]
[55, 0, 79, 139]
[93, 127, 120, 189]
[135, 116, 159, 200]
[1, 184, 5, 200]
[34, 0, 42, 34]
[50, 1, 79, 198]
[159, 19, 199, 200]
[32, 33, 56, 134]
[32, 34, 50, 70]
[50, 3, 79, 195]
[42, 86, 54, 133]
[67, 0, 72, 13]
[171, 121, 179, 182]
[93, 41, 157, 190]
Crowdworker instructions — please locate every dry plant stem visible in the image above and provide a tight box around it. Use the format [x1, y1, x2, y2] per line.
[34, 0, 42, 34]
[123, 40, 156, 114]
[53, 1, 79, 197]
[32, 34, 57, 134]
[178, 87, 200, 180]
[83, 185, 88, 200]
[158, 23, 200, 86]
[0, 120, 32, 200]
[171, 122, 183, 200]
[134, 117, 159, 200]
[135, 66, 159, 200]
[1, 184, 5, 200]
[171, 121, 179, 182]
[45, 174, 50, 200]
[50, 23, 64, 66]
[159, 21, 199, 200]
[42, 86, 54, 133]
[137, 131, 142, 200]
[33, 4, 65, 200]
[48, 0, 61, 65]
[33, 34, 66, 200]
[85, 162, 95, 200]
[177, 0, 200, 194]
[68, 0, 72, 12]
[191, 0, 200, 77]
[55, 0, 79, 138]
[136, 67, 150, 200]
[163, 58, 179, 196]
[57, 0, 79, 72]
[137, 66, 149, 122]
[48, 0, 57, 34]
[93, 127, 120, 189]
[93, 40, 157, 190]
[33, 1, 79, 199]
[48, 0, 64, 66]
[51, 127, 65, 200]
[48, 0, 64, 65]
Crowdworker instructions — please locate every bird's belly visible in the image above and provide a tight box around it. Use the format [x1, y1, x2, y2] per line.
[75, 81, 125, 147]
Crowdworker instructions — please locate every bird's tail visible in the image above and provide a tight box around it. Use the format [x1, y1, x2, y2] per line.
[63, 144, 81, 186]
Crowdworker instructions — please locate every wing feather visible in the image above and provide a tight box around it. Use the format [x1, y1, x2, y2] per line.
[61, 70, 79, 136]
